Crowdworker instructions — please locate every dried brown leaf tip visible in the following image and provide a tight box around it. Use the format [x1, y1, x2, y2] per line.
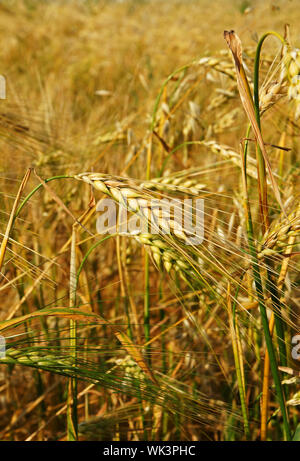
[223, 30, 242, 70]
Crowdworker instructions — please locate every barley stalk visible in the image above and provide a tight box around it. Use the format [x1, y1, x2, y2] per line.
[281, 45, 300, 119]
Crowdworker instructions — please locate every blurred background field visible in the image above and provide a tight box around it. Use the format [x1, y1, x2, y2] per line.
[0, 0, 299, 178]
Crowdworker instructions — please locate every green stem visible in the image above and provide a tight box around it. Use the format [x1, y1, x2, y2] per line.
[231, 283, 250, 440]
[254, 31, 285, 124]
[242, 128, 291, 441]
[77, 235, 115, 282]
[254, 31, 287, 368]
[14, 175, 73, 222]
[253, 31, 286, 230]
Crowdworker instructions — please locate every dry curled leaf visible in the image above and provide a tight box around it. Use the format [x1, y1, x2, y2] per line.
[224, 30, 285, 215]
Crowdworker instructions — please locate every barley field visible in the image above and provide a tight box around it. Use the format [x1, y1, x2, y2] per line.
[0, 0, 299, 442]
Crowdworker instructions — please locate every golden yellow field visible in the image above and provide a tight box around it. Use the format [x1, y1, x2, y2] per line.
[0, 0, 299, 442]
